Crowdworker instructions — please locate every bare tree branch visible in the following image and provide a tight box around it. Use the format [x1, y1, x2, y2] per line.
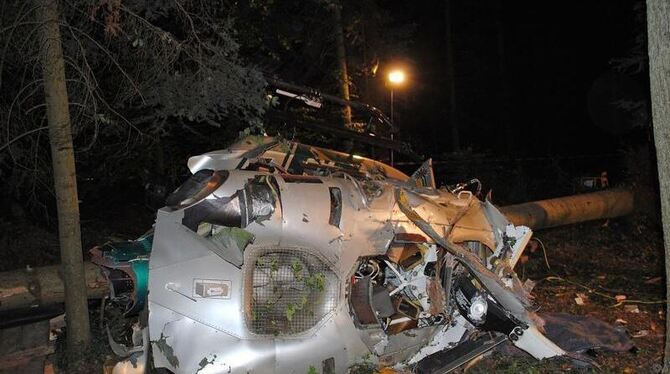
[0, 126, 48, 152]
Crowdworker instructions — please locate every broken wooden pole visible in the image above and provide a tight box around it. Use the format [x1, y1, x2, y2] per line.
[0, 262, 107, 313]
[499, 188, 635, 230]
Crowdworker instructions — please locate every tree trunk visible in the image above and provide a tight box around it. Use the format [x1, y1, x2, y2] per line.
[445, 0, 460, 151]
[35, 0, 91, 349]
[0, 262, 108, 313]
[332, 2, 352, 126]
[646, 0, 670, 372]
[500, 188, 634, 230]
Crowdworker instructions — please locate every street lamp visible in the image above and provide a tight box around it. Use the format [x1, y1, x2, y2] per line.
[387, 69, 405, 166]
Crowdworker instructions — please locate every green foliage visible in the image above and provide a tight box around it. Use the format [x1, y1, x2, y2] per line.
[230, 0, 415, 150]
[270, 257, 279, 273]
[291, 258, 304, 280]
[285, 294, 308, 322]
[0, 0, 414, 218]
[285, 302, 297, 321]
[0, 0, 266, 214]
[305, 272, 326, 292]
[253, 253, 328, 334]
[211, 227, 255, 251]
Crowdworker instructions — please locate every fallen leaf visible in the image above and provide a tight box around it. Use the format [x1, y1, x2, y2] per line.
[624, 305, 640, 314]
[615, 295, 627, 303]
[645, 276, 662, 285]
[615, 318, 628, 325]
[632, 330, 649, 338]
[574, 293, 589, 306]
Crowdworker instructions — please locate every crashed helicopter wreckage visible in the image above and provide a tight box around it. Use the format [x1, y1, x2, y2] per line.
[91, 136, 628, 373]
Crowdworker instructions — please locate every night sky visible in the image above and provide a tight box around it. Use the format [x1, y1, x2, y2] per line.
[383, 0, 648, 159]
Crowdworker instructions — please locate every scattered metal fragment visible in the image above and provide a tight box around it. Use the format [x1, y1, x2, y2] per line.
[539, 313, 634, 353]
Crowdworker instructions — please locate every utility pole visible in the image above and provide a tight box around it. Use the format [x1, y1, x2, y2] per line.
[36, 0, 91, 350]
[390, 88, 394, 165]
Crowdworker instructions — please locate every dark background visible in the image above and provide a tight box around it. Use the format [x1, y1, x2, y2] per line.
[349, 0, 655, 204]
[383, 0, 648, 156]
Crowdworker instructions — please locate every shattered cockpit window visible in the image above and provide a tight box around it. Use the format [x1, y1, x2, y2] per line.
[166, 169, 227, 209]
[242, 175, 279, 226]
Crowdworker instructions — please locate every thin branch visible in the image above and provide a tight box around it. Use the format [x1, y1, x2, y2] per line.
[6, 79, 44, 160]
[63, 22, 146, 104]
[61, 0, 131, 39]
[0, 21, 41, 34]
[0, 126, 48, 153]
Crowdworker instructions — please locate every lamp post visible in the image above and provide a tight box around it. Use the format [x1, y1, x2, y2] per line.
[387, 69, 405, 166]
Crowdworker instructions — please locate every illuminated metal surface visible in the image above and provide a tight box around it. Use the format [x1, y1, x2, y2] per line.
[98, 136, 567, 373]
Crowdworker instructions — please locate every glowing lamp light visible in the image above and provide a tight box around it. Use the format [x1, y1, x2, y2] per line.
[388, 70, 406, 85]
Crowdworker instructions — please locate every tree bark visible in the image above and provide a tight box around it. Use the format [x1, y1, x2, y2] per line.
[0, 262, 108, 313]
[646, 0, 670, 372]
[500, 188, 634, 230]
[35, 0, 91, 348]
[332, 1, 352, 126]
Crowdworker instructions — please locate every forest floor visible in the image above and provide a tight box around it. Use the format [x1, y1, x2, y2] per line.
[0, 199, 665, 373]
[470, 218, 665, 373]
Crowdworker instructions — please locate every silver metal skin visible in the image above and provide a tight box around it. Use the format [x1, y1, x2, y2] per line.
[110, 136, 565, 373]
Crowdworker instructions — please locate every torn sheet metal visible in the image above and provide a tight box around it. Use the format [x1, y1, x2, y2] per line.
[90, 233, 152, 315]
[109, 326, 149, 374]
[93, 136, 578, 373]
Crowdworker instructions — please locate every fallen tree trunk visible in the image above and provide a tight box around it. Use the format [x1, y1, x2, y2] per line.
[500, 188, 634, 230]
[0, 189, 635, 313]
[0, 262, 107, 313]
